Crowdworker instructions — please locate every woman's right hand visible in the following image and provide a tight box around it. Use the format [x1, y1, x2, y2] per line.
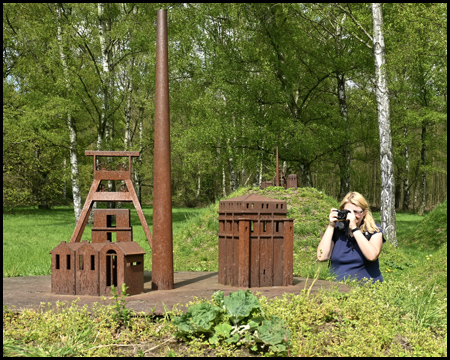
[329, 208, 338, 227]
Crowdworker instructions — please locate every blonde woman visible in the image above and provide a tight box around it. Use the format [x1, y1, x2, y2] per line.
[317, 191, 385, 283]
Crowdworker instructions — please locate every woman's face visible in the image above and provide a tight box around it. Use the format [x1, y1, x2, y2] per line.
[343, 202, 365, 227]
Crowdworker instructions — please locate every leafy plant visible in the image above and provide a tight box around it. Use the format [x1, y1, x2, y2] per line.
[253, 316, 291, 353]
[172, 290, 290, 355]
[223, 289, 263, 325]
[110, 283, 131, 329]
[172, 302, 222, 335]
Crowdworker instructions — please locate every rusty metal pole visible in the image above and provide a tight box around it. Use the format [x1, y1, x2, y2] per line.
[275, 146, 279, 187]
[152, 9, 174, 290]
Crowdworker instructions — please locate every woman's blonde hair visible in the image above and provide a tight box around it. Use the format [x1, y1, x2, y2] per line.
[339, 191, 380, 234]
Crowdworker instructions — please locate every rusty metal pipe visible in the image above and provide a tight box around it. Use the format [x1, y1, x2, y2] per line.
[152, 9, 174, 290]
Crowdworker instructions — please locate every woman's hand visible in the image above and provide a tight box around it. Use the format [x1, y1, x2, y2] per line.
[329, 208, 338, 227]
[346, 210, 357, 229]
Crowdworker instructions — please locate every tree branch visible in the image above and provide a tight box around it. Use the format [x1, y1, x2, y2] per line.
[335, 4, 373, 49]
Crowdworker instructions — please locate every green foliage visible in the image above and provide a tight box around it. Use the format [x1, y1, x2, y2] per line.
[223, 289, 263, 326]
[172, 290, 291, 355]
[2, 205, 204, 277]
[173, 302, 222, 335]
[109, 284, 132, 329]
[400, 200, 447, 251]
[3, 3, 446, 211]
[252, 316, 291, 353]
[3, 298, 183, 357]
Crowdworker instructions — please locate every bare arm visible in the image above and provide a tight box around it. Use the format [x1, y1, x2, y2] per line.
[353, 231, 383, 261]
[317, 209, 338, 261]
[346, 211, 383, 261]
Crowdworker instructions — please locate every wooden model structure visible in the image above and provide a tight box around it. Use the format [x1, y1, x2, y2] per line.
[218, 194, 294, 288]
[50, 151, 149, 296]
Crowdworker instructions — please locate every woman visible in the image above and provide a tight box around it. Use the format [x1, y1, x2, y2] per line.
[317, 191, 385, 283]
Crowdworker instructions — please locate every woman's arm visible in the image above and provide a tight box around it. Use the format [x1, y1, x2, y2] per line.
[353, 231, 383, 261]
[347, 210, 383, 261]
[317, 209, 338, 261]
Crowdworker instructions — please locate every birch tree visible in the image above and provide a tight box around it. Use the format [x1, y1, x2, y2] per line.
[372, 3, 397, 246]
[56, 4, 82, 223]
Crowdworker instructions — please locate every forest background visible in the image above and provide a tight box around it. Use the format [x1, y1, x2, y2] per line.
[3, 3, 447, 219]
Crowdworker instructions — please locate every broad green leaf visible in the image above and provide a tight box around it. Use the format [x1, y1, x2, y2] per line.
[189, 303, 222, 333]
[224, 290, 261, 325]
[173, 302, 221, 335]
[226, 333, 240, 344]
[254, 316, 291, 346]
[213, 323, 233, 338]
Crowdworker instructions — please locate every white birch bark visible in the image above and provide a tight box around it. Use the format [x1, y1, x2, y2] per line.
[228, 148, 236, 192]
[258, 140, 264, 187]
[336, 14, 351, 199]
[57, 5, 82, 224]
[228, 115, 237, 192]
[222, 164, 227, 197]
[98, 3, 115, 201]
[372, 3, 397, 246]
[196, 164, 201, 199]
[97, 3, 114, 150]
[124, 66, 132, 150]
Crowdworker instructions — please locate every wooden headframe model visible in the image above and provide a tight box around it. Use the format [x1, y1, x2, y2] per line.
[69, 151, 152, 249]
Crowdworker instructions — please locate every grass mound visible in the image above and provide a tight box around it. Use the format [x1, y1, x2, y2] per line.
[173, 186, 339, 278]
[399, 200, 447, 251]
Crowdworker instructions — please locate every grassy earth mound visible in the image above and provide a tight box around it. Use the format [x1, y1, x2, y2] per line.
[400, 200, 447, 251]
[173, 186, 339, 279]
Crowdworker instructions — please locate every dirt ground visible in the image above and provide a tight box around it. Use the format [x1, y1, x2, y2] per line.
[3, 271, 351, 314]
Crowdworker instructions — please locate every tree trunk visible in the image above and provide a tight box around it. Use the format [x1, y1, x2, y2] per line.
[300, 162, 312, 187]
[57, 5, 82, 224]
[402, 128, 410, 210]
[213, 143, 220, 202]
[196, 164, 201, 200]
[222, 163, 227, 197]
[336, 15, 351, 200]
[63, 157, 67, 200]
[228, 154, 236, 192]
[418, 124, 427, 215]
[336, 72, 351, 199]
[227, 138, 236, 193]
[97, 3, 108, 150]
[124, 61, 133, 150]
[258, 140, 264, 187]
[134, 116, 144, 205]
[98, 3, 116, 207]
[372, 3, 397, 246]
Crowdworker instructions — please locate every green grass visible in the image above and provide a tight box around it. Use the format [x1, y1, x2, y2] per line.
[2, 204, 204, 277]
[3, 190, 447, 356]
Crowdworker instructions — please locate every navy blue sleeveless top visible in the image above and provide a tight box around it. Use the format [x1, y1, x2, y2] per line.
[330, 224, 385, 283]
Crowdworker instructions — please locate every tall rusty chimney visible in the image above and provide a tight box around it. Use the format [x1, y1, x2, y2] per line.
[152, 9, 174, 290]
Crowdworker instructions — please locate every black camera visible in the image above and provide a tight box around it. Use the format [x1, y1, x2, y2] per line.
[337, 209, 350, 221]
[335, 209, 350, 235]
